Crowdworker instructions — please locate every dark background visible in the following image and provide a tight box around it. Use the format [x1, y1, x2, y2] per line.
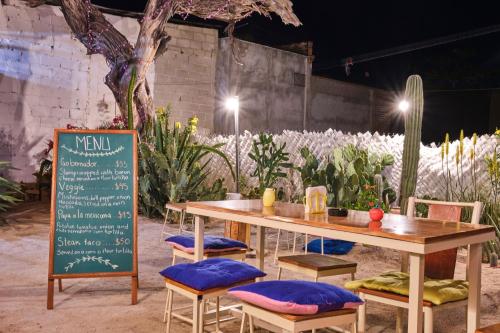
[96, 0, 500, 144]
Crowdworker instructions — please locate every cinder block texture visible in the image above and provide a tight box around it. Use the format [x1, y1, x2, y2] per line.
[153, 23, 218, 132]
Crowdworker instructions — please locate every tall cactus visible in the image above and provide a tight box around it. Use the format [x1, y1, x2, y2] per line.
[374, 173, 384, 203]
[127, 67, 137, 130]
[399, 75, 424, 214]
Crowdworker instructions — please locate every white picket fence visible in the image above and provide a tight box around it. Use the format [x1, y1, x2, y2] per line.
[197, 129, 497, 202]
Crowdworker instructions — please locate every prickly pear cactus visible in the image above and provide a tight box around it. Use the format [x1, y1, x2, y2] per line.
[399, 75, 424, 214]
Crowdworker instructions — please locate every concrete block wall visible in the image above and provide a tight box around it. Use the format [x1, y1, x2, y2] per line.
[214, 38, 391, 135]
[310, 76, 391, 133]
[215, 38, 306, 134]
[154, 24, 218, 133]
[0, 2, 150, 180]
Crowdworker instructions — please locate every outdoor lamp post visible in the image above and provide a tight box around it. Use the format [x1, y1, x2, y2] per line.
[225, 96, 240, 193]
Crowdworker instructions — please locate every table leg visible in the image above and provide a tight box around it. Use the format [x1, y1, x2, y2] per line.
[467, 243, 481, 333]
[408, 253, 424, 333]
[256, 226, 265, 280]
[194, 216, 205, 262]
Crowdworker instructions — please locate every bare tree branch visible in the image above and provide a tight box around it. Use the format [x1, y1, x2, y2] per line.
[175, 0, 301, 26]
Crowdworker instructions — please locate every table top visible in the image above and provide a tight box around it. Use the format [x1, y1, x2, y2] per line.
[187, 200, 494, 244]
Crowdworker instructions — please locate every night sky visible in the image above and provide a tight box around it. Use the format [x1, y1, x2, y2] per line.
[96, 0, 500, 143]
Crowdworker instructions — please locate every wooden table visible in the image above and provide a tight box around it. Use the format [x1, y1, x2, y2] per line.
[186, 200, 495, 333]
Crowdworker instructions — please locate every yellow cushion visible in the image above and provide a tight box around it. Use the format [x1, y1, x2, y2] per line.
[345, 271, 468, 305]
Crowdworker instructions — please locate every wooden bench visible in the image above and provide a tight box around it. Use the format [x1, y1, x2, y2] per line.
[163, 277, 256, 333]
[277, 253, 357, 281]
[171, 247, 247, 265]
[240, 302, 357, 333]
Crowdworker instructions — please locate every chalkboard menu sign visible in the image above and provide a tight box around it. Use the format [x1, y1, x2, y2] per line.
[47, 129, 138, 309]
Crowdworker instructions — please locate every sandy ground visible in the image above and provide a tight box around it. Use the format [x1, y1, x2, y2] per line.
[0, 202, 498, 333]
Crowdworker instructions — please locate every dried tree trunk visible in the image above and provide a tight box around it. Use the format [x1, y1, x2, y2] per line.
[57, 0, 164, 127]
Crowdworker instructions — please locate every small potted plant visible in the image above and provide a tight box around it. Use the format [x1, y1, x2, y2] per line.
[354, 184, 388, 222]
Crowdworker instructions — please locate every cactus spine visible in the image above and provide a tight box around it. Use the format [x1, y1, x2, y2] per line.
[399, 75, 424, 214]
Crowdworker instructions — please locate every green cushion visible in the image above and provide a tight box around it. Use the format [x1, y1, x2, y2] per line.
[345, 271, 468, 305]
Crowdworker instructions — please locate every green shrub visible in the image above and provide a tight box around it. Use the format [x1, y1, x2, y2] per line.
[296, 145, 395, 209]
[247, 133, 293, 197]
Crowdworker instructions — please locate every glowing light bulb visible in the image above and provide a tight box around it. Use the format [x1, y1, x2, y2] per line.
[398, 100, 410, 112]
[225, 96, 239, 112]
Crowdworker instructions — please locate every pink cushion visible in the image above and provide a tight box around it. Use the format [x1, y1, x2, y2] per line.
[229, 280, 363, 315]
[230, 290, 319, 315]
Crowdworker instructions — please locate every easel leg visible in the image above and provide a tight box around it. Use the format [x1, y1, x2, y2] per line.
[47, 278, 54, 310]
[58, 279, 63, 292]
[131, 276, 138, 305]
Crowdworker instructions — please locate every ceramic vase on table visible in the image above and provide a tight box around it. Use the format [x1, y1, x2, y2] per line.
[262, 188, 276, 207]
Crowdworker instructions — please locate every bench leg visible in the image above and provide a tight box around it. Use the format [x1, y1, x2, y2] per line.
[358, 292, 366, 333]
[240, 312, 247, 333]
[292, 232, 297, 254]
[351, 321, 358, 333]
[248, 314, 254, 333]
[274, 229, 281, 264]
[179, 210, 186, 234]
[423, 307, 433, 333]
[396, 308, 405, 333]
[305, 234, 308, 254]
[215, 297, 220, 332]
[161, 209, 170, 243]
[277, 267, 282, 280]
[58, 279, 63, 292]
[193, 299, 201, 333]
[164, 290, 173, 333]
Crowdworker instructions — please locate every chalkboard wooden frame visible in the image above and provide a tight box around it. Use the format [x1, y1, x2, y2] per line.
[47, 129, 138, 309]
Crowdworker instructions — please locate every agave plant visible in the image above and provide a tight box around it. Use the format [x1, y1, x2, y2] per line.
[0, 162, 22, 213]
[138, 107, 234, 217]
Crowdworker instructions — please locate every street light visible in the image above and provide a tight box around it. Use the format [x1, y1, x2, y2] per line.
[398, 100, 410, 112]
[225, 96, 240, 193]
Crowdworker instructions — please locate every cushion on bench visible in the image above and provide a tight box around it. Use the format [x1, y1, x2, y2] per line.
[159, 258, 265, 291]
[229, 280, 363, 315]
[305, 239, 354, 255]
[344, 271, 468, 305]
[165, 235, 248, 253]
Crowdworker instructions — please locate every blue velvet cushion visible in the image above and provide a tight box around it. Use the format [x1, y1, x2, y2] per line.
[159, 258, 266, 291]
[305, 239, 354, 255]
[165, 235, 248, 250]
[229, 280, 363, 314]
